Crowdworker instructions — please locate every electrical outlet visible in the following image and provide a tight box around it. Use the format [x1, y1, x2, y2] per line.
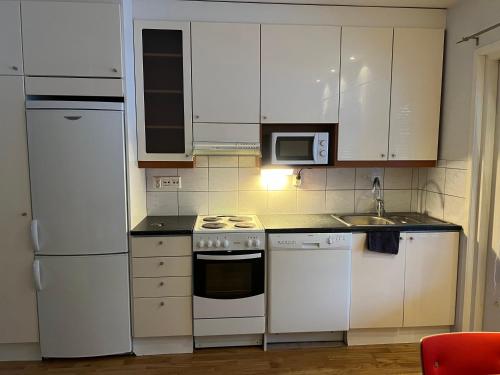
[152, 176, 182, 190]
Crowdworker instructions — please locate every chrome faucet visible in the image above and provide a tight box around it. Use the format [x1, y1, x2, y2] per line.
[372, 177, 385, 217]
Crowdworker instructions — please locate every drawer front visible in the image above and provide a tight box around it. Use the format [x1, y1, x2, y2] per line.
[133, 297, 192, 337]
[133, 276, 192, 298]
[131, 236, 191, 257]
[132, 257, 192, 278]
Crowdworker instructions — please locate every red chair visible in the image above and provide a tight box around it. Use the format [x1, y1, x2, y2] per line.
[421, 332, 500, 374]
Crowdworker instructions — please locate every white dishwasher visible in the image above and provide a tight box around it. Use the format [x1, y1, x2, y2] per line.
[268, 232, 352, 333]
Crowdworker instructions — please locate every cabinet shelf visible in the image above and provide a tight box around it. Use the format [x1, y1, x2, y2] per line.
[143, 53, 182, 58]
[144, 89, 183, 94]
[146, 124, 185, 130]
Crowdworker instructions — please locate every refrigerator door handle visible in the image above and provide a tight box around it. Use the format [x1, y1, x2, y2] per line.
[33, 260, 42, 291]
[31, 219, 40, 252]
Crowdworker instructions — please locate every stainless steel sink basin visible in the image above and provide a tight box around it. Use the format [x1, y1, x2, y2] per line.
[334, 214, 395, 226]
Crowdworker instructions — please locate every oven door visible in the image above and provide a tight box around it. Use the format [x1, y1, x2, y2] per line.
[271, 133, 318, 165]
[193, 250, 265, 319]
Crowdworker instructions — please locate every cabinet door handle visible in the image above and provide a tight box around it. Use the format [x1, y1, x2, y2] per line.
[194, 115, 199, 119]
[399, 236, 403, 240]
[31, 220, 40, 253]
[262, 115, 267, 120]
[409, 236, 414, 240]
[391, 153, 396, 158]
[11, 66, 19, 71]
[380, 153, 385, 158]
[33, 260, 42, 291]
[159, 301, 165, 307]
[159, 281, 164, 286]
[64, 116, 82, 121]
[159, 261, 164, 266]
[158, 241, 163, 245]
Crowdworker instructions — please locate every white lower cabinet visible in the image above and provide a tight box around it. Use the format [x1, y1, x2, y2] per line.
[133, 297, 192, 338]
[350, 231, 459, 329]
[131, 236, 192, 344]
[403, 232, 459, 327]
[350, 233, 406, 329]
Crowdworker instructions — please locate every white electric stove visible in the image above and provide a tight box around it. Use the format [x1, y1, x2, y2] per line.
[192, 215, 266, 346]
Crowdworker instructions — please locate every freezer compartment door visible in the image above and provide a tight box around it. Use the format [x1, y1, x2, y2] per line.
[36, 254, 131, 358]
[27, 108, 127, 255]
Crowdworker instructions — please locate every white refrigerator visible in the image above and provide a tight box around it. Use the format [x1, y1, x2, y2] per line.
[26, 100, 131, 358]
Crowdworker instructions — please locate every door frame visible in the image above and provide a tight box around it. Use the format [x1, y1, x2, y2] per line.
[464, 40, 500, 331]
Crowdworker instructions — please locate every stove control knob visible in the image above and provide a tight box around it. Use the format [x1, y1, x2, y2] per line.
[254, 239, 261, 248]
[207, 240, 213, 248]
[246, 239, 253, 247]
[319, 150, 327, 157]
[215, 240, 221, 248]
[223, 239, 230, 248]
[198, 240, 205, 248]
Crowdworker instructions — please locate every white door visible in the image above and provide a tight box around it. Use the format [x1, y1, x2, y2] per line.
[269, 249, 350, 333]
[389, 28, 444, 161]
[338, 27, 393, 161]
[35, 254, 131, 357]
[261, 25, 341, 123]
[403, 232, 459, 327]
[191, 22, 260, 123]
[0, 1, 23, 75]
[350, 233, 405, 329]
[0, 76, 38, 343]
[27, 108, 128, 255]
[21, 1, 122, 77]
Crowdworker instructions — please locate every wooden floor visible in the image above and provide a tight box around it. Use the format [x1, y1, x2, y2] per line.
[0, 344, 422, 375]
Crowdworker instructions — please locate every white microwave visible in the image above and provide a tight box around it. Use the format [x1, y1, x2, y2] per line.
[271, 132, 329, 165]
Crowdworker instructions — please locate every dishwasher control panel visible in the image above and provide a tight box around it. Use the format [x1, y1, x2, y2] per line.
[268, 233, 352, 251]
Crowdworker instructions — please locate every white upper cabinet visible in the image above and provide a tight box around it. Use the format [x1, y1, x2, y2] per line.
[134, 21, 193, 162]
[261, 25, 340, 123]
[0, 1, 23, 75]
[338, 27, 393, 161]
[389, 28, 444, 161]
[403, 232, 459, 327]
[21, 1, 122, 78]
[191, 22, 260, 123]
[350, 233, 406, 329]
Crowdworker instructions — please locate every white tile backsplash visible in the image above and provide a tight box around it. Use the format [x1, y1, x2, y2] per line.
[445, 168, 467, 198]
[238, 191, 268, 214]
[209, 156, 238, 168]
[178, 191, 208, 215]
[326, 190, 355, 214]
[384, 168, 413, 190]
[297, 168, 326, 190]
[384, 190, 412, 212]
[239, 168, 266, 191]
[268, 190, 297, 214]
[209, 168, 238, 191]
[355, 168, 384, 189]
[209, 191, 238, 214]
[177, 168, 208, 191]
[147, 191, 178, 215]
[297, 190, 326, 214]
[426, 167, 445, 193]
[144, 161, 470, 223]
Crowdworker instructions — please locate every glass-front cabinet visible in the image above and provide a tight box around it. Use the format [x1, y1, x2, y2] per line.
[134, 21, 193, 166]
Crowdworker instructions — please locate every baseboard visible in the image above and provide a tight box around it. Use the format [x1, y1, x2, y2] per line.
[133, 336, 193, 355]
[266, 331, 344, 344]
[0, 343, 41, 361]
[194, 334, 263, 349]
[346, 326, 451, 346]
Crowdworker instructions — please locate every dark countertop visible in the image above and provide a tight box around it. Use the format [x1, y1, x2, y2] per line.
[130, 213, 462, 236]
[130, 216, 196, 236]
[258, 213, 462, 233]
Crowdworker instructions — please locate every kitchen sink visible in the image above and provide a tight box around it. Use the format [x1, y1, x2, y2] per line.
[334, 214, 395, 226]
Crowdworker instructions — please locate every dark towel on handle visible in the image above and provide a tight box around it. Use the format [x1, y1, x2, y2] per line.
[367, 231, 400, 254]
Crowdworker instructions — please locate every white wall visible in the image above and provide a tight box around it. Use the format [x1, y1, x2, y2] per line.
[440, 0, 500, 161]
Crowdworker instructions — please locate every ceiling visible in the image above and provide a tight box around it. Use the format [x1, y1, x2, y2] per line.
[207, 0, 457, 9]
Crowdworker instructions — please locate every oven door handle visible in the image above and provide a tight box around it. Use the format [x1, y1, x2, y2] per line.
[196, 253, 262, 261]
